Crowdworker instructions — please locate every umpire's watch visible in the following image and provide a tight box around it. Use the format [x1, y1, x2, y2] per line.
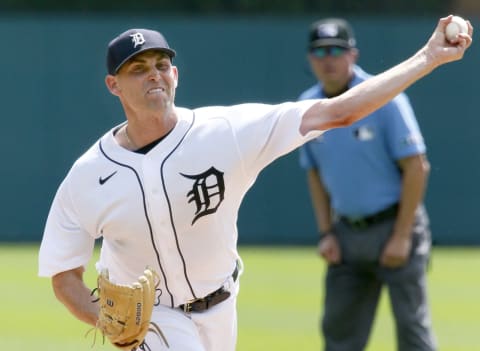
[319, 230, 334, 241]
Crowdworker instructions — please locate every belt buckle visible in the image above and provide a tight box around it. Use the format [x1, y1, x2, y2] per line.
[183, 298, 198, 313]
[357, 218, 369, 230]
[349, 217, 368, 230]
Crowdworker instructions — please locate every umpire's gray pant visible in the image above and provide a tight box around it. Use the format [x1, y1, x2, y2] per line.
[322, 206, 437, 351]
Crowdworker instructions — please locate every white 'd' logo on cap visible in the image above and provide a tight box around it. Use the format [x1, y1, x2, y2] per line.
[130, 33, 146, 48]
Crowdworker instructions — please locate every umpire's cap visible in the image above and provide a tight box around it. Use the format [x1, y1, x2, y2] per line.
[308, 18, 356, 51]
[107, 28, 176, 75]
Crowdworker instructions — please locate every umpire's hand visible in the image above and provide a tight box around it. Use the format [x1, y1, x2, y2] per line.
[318, 234, 341, 264]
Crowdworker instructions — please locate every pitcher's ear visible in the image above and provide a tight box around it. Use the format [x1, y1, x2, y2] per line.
[105, 75, 121, 95]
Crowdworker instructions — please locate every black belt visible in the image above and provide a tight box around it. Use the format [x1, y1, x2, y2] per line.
[340, 203, 398, 230]
[179, 262, 239, 313]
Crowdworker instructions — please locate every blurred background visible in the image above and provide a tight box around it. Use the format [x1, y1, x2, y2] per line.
[1, 0, 479, 246]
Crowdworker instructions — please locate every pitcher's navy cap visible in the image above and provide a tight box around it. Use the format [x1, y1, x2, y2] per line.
[308, 18, 356, 50]
[107, 28, 176, 75]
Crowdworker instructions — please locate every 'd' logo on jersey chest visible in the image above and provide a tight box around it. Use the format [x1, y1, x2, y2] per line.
[181, 166, 225, 224]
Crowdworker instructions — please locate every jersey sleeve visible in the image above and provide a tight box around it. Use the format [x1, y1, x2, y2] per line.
[226, 100, 322, 177]
[383, 93, 426, 160]
[38, 174, 95, 278]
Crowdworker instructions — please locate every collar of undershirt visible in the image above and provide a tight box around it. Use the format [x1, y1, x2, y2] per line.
[113, 126, 173, 154]
[133, 129, 173, 154]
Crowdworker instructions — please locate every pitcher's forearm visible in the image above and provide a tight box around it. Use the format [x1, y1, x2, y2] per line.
[52, 267, 99, 327]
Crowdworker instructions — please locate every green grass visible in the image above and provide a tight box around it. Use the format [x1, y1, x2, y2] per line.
[1, 244, 479, 350]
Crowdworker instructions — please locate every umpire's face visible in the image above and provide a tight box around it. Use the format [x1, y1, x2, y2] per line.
[308, 46, 358, 91]
[105, 50, 179, 114]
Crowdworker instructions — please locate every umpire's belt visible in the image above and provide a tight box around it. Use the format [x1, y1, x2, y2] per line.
[179, 262, 239, 313]
[340, 203, 398, 230]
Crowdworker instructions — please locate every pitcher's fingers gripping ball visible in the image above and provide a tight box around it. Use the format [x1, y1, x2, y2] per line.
[91, 267, 169, 350]
[445, 15, 469, 43]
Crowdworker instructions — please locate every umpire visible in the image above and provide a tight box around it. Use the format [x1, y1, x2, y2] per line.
[298, 18, 437, 350]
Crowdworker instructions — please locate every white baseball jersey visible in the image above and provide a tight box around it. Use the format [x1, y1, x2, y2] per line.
[38, 101, 320, 309]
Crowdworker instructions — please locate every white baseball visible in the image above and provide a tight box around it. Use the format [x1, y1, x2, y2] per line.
[445, 16, 468, 42]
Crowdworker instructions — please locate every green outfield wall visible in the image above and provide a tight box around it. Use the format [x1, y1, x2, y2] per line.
[1, 14, 478, 245]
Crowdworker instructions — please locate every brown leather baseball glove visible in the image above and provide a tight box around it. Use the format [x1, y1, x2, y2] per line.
[93, 267, 168, 350]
